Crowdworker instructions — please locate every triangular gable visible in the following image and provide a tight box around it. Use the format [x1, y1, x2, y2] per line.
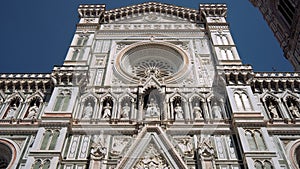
[101, 2, 199, 24]
[5, 91, 25, 103]
[188, 92, 206, 102]
[168, 89, 187, 102]
[25, 91, 45, 103]
[141, 76, 163, 93]
[81, 91, 100, 103]
[100, 90, 117, 102]
[281, 90, 299, 101]
[260, 91, 280, 102]
[117, 126, 188, 169]
[111, 12, 193, 24]
[118, 89, 136, 102]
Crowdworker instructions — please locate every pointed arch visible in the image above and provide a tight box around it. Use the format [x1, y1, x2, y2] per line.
[118, 91, 136, 120]
[188, 93, 206, 120]
[100, 91, 117, 120]
[79, 92, 99, 119]
[169, 91, 187, 121]
[2, 93, 23, 119]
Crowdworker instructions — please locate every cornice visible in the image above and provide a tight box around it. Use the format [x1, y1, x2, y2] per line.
[252, 72, 300, 93]
[199, 4, 227, 17]
[217, 65, 254, 85]
[51, 65, 89, 88]
[0, 73, 52, 94]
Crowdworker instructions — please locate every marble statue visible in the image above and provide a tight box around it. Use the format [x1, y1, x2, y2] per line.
[268, 102, 279, 119]
[121, 103, 130, 118]
[211, 102, 222, 119]
[82, 102, 93, 119]
[193, 103, 202, 119]
[289, 102, 300, 118]
[5, 103, 17, 119]
[25, 103, 39, 119]
[146, 98, 159, 116]
[174, 103, 184, 119]
[102, 102, 112, 118]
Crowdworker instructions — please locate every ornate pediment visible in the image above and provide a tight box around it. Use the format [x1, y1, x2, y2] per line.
[113, 12, 192, 24]
[117, 126, 188, 169]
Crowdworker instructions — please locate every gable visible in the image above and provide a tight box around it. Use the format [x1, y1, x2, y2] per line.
[117, 126, 188, 169]
[112, 12, 193, 24]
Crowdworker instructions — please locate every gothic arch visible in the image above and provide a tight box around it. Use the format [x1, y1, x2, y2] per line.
[282, 91, 300, 119]
[53, 89, 72, 112]
[207, 93, 224, 120]
[142, 87, 163, 117]
[188, 93, 206, 120]
[79, 92, 99, 119]
[22, 91, 44, 119]
[100, 92, 117, 120]
[118, 92, 136, 120]
[263, 95, 283, 120]
[233, 89, 252, 111]
[40, 129, 60, 150]
[1, 93, 23, 119]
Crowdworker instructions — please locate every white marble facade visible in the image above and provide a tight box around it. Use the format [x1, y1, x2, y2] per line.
[0, 2, 299, 169]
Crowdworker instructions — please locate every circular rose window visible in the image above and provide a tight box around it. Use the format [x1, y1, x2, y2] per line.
[116, 42, 188, 83]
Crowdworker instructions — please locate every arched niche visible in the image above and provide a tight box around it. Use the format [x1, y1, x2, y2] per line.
[263, 96, 282, 120]
[24, 96, 42, 120]
[171, 96, 185, 120]
[119, 96, 134, 120]
[285, 96, 300, 119]
[3, 96, 22, 119]
[143, 87, 162, 119]
[101, 96, 114, 120]
[81, 96, 96, 119]
[189, 96, 205, 120]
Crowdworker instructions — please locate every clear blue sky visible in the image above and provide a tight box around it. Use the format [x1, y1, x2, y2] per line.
[0, 1, 293, 73]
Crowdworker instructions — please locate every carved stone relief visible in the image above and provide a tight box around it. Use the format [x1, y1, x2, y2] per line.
[133, 143, 170, 169]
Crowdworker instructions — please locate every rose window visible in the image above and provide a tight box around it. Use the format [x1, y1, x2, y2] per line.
[132, 59, 176, 78]
[117, 43, 186, 81]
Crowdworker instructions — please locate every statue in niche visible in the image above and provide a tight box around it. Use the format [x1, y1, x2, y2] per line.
[25, 103, 39, 119]
[177, 138, 193, 156]
[289, 102, 300, 118]
[120, 103, 130, 119]
[146, 98, 159, 116]
[82, 102, 93, 119]
[193, 103, 202, 119]
[91, 135, 107, 160]
[102, 102, 112, 118]
[211, 102, 222, 119]
[268, 102, 280, 119]
[174, 103, 184, 119]
[5, 103, 18, 119]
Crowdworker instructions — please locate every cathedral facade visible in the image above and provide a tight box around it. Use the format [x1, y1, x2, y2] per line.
[0, 2, 300, 169]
